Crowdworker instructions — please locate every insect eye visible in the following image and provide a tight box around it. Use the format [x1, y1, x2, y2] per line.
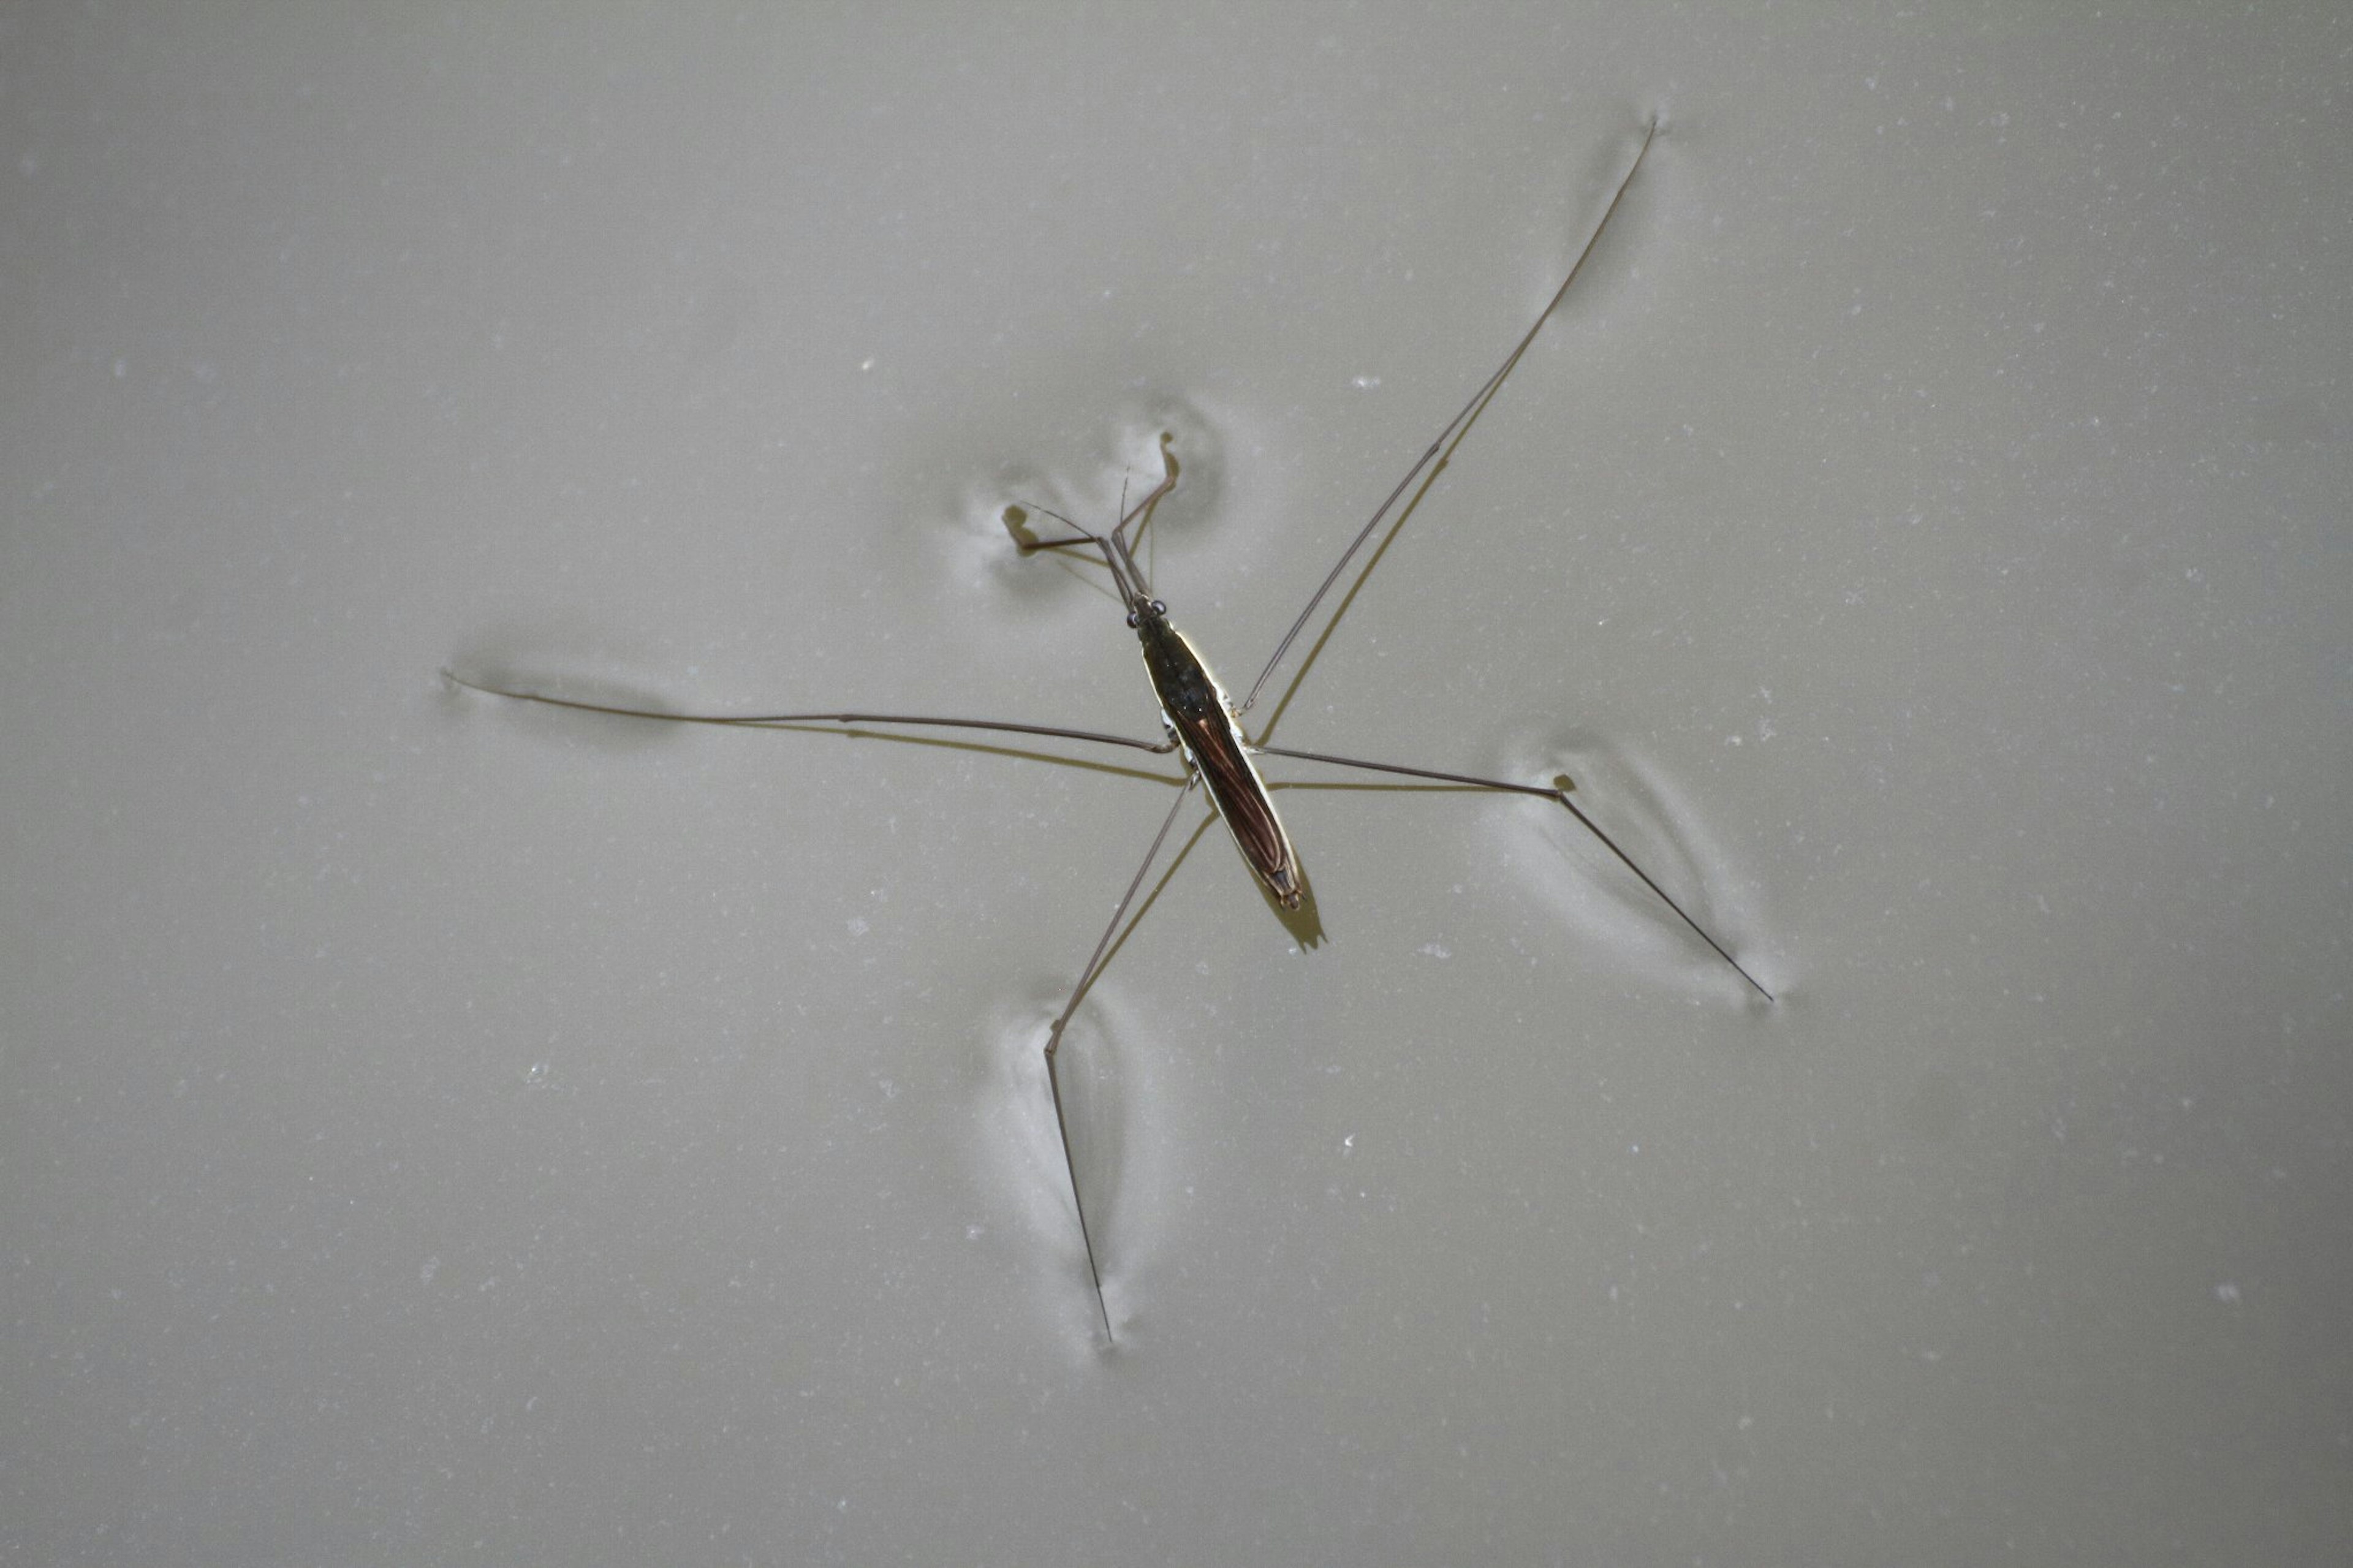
[1150, 599, 1167, 616]
[1124, 610, 1140, 628]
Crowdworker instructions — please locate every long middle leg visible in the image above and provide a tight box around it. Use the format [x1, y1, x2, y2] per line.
[1254, 742, 1771, 1001]
[442, 670, 1175, 757]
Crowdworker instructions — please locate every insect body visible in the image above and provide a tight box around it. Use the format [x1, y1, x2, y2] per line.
[1138, 601, 1301, 909]
[1035, 454, 1302, 910]
[447, 118, 1769, 1344]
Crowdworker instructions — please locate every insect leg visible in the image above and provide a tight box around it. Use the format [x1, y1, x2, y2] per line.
[442, 670, 1176, 757]
[1006, 434, 1181, 573]
[1254, 742, 1771, 1001]
[1242, 118, 1661, 715]
[1042, 773, 1200, 1343]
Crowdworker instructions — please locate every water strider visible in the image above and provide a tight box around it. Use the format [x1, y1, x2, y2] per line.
[446, 118, 1771, 1343]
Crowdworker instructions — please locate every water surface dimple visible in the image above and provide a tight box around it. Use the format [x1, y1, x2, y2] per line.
[971, 978, 1181, 1339]
[1481, 725, 1771, 999]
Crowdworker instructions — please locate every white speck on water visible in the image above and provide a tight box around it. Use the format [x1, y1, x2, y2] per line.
[846, 917, 870, 937]
[524, 1061, 550, 1086]
[1353, 374, 1381, 388]
[2214, 1281, 2241, 1304]
[1417, 942, 1450, 960]
[419, 1256, 439, 1285]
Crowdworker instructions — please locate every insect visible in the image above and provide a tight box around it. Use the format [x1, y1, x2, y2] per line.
[447, 118, 1770, 1342]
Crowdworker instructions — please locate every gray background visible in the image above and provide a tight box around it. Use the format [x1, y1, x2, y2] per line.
[6, 4, 2347, 1564]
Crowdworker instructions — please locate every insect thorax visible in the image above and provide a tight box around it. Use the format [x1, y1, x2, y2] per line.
[1132, 613, 1228, 726]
